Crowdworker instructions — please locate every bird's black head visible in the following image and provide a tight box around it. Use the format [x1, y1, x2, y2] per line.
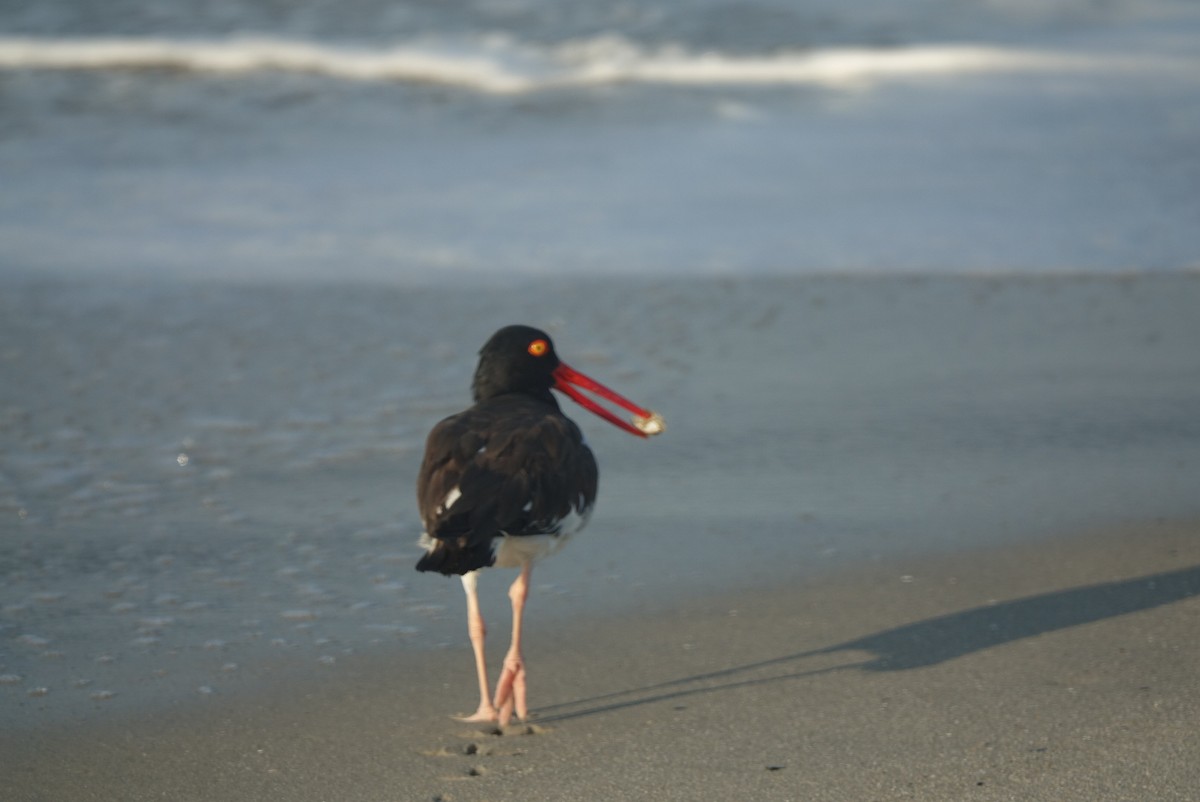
[472, 325, 561, 403]
[468, 325, 665, 437]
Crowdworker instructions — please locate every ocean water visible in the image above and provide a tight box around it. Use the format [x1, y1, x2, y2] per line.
[2, 0, 1199, 282]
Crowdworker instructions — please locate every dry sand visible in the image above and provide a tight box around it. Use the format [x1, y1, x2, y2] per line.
[2, 273, 1199, 800]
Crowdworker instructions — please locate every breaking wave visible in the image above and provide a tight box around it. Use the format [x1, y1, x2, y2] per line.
[0, 34, 1109, 93]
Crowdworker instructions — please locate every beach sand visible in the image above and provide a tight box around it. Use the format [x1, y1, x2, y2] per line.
[3, 520, 1198, 801]
[2, 273, 1199, 800]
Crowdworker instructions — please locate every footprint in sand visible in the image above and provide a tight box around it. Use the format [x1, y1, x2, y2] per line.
[420, 743, 492, 758]
[423, 721, 553, 792]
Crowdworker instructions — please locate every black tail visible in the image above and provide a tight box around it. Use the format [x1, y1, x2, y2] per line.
[415, 537, 495, 576]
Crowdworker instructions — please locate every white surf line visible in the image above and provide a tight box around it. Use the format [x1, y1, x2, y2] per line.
[0, 35, 1178, 93]
[560, 45, 1100, 89]
[0, 36, 537, 92]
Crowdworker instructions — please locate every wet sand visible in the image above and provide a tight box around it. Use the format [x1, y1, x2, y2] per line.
[2, 273, 1200, 799]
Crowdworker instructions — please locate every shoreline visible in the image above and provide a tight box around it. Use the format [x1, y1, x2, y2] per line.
[3, 516, 1198, 800]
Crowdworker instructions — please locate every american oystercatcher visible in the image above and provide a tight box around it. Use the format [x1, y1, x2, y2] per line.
[416, 325, 663, 726]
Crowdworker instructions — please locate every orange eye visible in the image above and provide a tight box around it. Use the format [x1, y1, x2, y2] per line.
[527, 339, 549, 357]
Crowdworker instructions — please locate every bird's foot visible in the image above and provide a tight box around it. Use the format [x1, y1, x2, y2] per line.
[453, 703, 499, 724]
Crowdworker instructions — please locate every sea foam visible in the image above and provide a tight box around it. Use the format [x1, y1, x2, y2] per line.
[0, 34, 1128, 92]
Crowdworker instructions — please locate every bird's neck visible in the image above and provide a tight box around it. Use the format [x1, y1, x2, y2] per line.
[472, 382, 559, 409]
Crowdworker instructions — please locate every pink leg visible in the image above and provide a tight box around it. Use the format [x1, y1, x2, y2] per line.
[493, 561, 531, 728]
[456, 572, 498, 722]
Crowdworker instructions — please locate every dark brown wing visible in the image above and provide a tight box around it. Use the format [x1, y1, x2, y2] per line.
[415, 395, 597, 575]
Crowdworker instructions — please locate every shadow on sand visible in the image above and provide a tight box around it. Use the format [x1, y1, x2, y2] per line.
[534, 564, 1200, 722]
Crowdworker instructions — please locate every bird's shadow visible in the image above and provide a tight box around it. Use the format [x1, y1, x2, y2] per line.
[533, 564, 1200, 722]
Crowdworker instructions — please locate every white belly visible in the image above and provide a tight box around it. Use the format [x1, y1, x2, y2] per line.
[492, 504, 592, 568]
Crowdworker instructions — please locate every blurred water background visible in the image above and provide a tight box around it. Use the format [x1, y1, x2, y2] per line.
[2, 0, 1199, 282]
